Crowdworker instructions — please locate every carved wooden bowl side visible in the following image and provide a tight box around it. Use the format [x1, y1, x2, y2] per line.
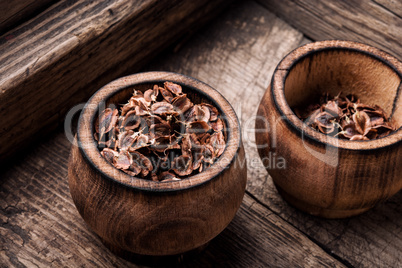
[68, 72, 247, 258]
[256, 40, 402, 218]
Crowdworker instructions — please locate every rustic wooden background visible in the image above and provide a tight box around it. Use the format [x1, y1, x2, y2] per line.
[0, 0, 231, 162]
[1, 0, 401, 267]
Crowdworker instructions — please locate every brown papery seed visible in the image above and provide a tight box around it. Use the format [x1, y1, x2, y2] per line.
[96, 82, 226, 180]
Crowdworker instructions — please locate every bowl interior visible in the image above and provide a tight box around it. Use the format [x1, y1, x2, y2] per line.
[78, 72, 241, 191]
[98, 82, 229, 141]
[284, 49, 402, 129]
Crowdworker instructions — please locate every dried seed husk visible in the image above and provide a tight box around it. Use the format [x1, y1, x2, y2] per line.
[365, 128, 378, 140]
[209, 131, 225, 157]
[203, 144, 215, 164]
[362, 109, 384, 118]
[172, 155, 193, 176]
[101, 148, 118, 164]
[190, 105, 210, 122]
[201, 103, 219, 121]
[122, 110, 141, 130]
[159, 86, 174, 102]
[164, 81, 182, 95]
[210, 118, 224, 132]
[127, 160, 142, 176]
[322, 100, 342, 118]
[187, 120, 211, 134]
[189, 133, 204, 171]
[97, 82, 225, 180]
[369, 116, 384, 127]
[114, 151, 132, 170]
[314, 111, 336, 134]
[355, 103, 376, 112]
[372, 123, 395, 139]
[372, 123, 395, 131]
[181, 134, 192, 156]
[132, 95, 150, 109]
[149, 123, 172, 139]
[151, 102, 178, 116]
[134, 104, 149, 116]
[129, 134, 151, 151]
[350, 134, 369, 141]
[199, 133, 211, 144]
[96, 108, 119, 139]
[121, 103, 135, 116]
[337, 123, 360, 139]
[192, 147, 204, 171]
[172, 94, 193, 114]
[144, 85, 159, 102]
[132, 151, 153, 177]
[353, 111, 371, 136]
[152, 135, 180, 152]
[299, 92, 395, 141]
[315, 111, 335, 126]
[145, 115, 168, 126]
[118, 130, 136, 151]
[159, 171, 179, 182]
[98, 126, 118, 149]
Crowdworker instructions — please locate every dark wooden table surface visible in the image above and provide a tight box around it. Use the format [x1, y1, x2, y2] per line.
[1, 0, 401, 267]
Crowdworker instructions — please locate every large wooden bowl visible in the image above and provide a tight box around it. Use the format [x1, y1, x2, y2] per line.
[256, 40, 402, 218]
[68, 72, 247, 261]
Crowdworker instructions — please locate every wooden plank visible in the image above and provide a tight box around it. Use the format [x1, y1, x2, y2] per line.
[193, 194, 345, 267]
[144, 1, 402, 267]
[0, 0, 232, 162]
[373, 0, 402, 18]
[257, 0, 402, 60]
[0, 1, 345, 266]
[2, 0, 401, 266]
[0, 130, 343, 267]
[0, 0, 55, 35]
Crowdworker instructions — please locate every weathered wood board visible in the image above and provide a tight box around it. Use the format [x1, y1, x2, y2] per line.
[144, 1, 402, 267]
[0, 0, 233, 162]
[1, 0, 401, 267]
[0, 134, 342, 267]
[0, 1, 344, 267]
[257, 0, 402, 60]
[0, 0, 55, 34]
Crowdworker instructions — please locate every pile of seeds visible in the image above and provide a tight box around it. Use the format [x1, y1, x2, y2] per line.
[94, 82, 226, 181]
[294, 93, 396, 140]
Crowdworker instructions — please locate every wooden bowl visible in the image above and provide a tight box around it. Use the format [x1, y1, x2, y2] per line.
[68, 72, 247, 261]
[255, 40, 402, 219]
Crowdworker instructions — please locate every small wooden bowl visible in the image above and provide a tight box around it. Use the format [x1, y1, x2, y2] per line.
[256, 40, 402, 219]
[68, 72, 247, 261]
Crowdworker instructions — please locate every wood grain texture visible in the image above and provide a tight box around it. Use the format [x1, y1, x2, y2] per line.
[68, 72, 247, 257]
[143, 0, 304, 214]
[0, 0, 232, 162]
[256, 40, 402, 218]
[144, 1, 402, 266]
[2, 0, 401, 266]
[0, 0, 55, 34]
[373, 0, 402, 18]
[0, 131, 343, 267]
[257, 0, 402, 61]
[0, 1, 344, 267]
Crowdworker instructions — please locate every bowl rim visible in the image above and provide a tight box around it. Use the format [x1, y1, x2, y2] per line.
[76, 71, 241, 192]
[271, 40, 402, 150]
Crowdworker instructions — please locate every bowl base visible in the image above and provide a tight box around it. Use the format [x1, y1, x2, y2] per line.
[275, 184, 372, 219]
[100, 238, 209, 266]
